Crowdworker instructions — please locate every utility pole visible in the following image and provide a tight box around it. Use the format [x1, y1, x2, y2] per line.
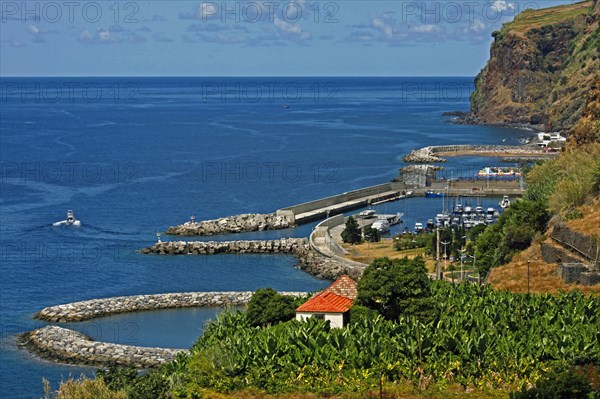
[527, 260, 530, 294]
[436, 227, 441, 280]
[441, 240, 451, 281]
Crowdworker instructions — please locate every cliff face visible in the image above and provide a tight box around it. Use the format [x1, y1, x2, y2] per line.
[471, 0, 600, 133]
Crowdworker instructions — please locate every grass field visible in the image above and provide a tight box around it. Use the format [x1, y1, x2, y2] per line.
[507, 1, 592, 33]
[488, 245, 600, 295]
[342, 240, 438, 273]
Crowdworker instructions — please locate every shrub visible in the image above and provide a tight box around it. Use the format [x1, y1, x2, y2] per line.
[96, 368, 169, 399]
[246, 288, 297, 327]
[44, 377, 126, 399]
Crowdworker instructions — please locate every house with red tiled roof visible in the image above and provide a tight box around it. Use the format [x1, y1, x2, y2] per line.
[295, 275, 358, 328]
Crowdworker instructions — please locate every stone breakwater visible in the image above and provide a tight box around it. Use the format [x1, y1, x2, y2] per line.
[140, 238, 308, 255]
[166, 213, 293, 236]
[403, 145, 545, 163]
[20, 326, 186, 368]
[140, 238, 364, 281]
[35, 291, 307, 322]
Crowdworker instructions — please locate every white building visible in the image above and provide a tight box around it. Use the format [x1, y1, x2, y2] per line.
[295, 275, 358, 328]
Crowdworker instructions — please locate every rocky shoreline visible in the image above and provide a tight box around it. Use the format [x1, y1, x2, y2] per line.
[140, 238, 364, 282]
[443, 111, 546, 132]
[166, 213, 293, 236]
[19, 326, 186, 369]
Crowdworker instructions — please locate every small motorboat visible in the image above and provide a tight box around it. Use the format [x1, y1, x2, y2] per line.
[425, 191, 444, 198]
[53, 210, 81, 227]
[415, 222, 424, 233]
[499, 195, 511, 209]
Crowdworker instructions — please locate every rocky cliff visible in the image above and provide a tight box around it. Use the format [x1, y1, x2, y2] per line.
[470, 0, 600, 133]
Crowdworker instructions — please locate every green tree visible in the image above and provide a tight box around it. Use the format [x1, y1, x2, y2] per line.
[341, 216, 362, 244]
[356, 257, 436, 323]
[246, 288, 296, 327]
[474, 224, 503, 278]
[362, 225, 381, 242]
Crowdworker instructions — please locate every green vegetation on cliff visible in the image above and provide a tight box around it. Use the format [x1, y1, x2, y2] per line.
[471, 1, 600, 133]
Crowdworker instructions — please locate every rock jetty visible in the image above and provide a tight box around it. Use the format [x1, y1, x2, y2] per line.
[403, 144, 546, 164]
[35, 291, 307, 322]
[20, 326, 186, 368]
[166, 213, 293, 236]
[403, 146, 447, 163]
[141, 238, 308, 255]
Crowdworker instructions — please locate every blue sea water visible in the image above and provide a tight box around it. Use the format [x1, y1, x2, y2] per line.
[0, 77, 531, 398]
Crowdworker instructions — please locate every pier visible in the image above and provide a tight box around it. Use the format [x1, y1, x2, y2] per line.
[278, 183, 404, 225]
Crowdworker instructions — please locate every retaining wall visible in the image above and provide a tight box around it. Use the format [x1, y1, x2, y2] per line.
[552, 224, 600, 268]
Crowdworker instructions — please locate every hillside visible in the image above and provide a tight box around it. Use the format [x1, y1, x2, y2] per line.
[470, 0, 600, 133]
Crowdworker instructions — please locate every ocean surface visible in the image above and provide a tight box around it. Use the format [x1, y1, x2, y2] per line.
[0, 77, 531, 398]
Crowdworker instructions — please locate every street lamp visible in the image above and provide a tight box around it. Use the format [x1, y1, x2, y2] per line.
[468, 253, 477, 284]
[459, 235, 467, 282]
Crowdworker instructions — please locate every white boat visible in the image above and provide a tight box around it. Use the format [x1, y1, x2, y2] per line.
[379, 212, 403, 225]
[53, 210, 81, 227]
[415, 222, 424, 233]
[499, 195, 511, 209]
[371, 220, 391, 233]
[359, 209, 376, 219]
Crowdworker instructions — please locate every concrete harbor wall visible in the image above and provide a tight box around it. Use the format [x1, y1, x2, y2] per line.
[20, 326, 186, 368]
[166, 213, 294, 236]
[35, 291, 307, 322]
[280, 183, 400, 224]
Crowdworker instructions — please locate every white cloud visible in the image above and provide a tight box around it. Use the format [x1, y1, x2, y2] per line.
[27, 25, 40, 34]
[413, 24, 441, 33]
[466, 19, 486, 33]
[372, 18, 393, 39]
[273, 18, 310, 40]
[490, 0, 515, 13]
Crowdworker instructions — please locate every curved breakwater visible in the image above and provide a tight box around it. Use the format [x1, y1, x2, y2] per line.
[35, 291, 307, 323]
[20, 326, 186, 369]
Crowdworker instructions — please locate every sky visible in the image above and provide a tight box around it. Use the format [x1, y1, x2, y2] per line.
[0, 0, 582, 76]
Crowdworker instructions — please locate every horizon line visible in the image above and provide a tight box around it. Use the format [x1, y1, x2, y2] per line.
[0, 75, 476, 78]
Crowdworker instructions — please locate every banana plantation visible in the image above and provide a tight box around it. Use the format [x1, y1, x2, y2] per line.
[170, 283, 600, 395]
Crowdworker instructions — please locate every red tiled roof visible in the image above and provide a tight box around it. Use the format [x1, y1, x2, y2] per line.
[296, 275, 357, 314]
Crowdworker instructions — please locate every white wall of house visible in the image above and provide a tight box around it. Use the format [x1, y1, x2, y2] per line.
[296, 312, 345, 328]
